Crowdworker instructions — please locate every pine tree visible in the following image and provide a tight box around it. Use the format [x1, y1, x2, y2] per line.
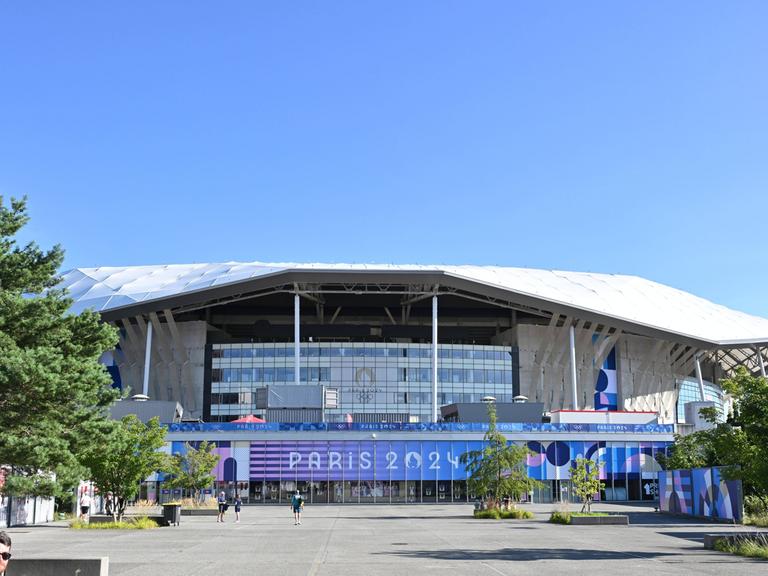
[0, 197, 119, 497]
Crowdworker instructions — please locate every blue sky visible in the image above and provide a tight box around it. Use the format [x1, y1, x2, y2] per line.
[1, 2, 767, 317]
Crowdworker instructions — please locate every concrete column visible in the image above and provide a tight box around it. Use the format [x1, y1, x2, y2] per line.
[695, 354, 706, 400]
[142, 320, 153, 397]
[432, 295, 438, 423]
[295, 293, 300, 385]
[756, 347, 766, 378]
[569, 324, 578, 410]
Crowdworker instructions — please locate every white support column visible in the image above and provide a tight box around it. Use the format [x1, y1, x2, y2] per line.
[432, 295, 438, 423]
[142, 319, 153, 397]
[756, 347, 767, 378]
[295, 293, 301, 385]
[569, 324, 578, 410]
[694, 354, 706, 400]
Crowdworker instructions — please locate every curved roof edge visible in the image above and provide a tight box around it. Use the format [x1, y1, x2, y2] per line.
[56, 261, 768, 347]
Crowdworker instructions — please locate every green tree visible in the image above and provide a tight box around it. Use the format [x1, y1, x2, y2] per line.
[661, 367, 768, 508]
[165, 441, 220, 504]
[460, 403, 542, 507]
[570, 457, 605, 513]
[0, 197, 119, 498]
[80, 415, 169, 521]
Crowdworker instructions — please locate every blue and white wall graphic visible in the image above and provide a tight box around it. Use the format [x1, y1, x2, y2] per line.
[100, 347, 122, 391]
[594, 346, 618, 410]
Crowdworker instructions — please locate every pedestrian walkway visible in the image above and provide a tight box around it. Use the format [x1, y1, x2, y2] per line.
[4, 504, 761, 575]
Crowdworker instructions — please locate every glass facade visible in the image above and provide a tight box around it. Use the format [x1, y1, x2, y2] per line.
[210, 342, 516, 422]
[676, 378, 726, 423]
[163, 437, 670, 504]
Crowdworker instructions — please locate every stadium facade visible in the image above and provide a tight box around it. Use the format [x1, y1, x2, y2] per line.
[59, 262, 768, 504]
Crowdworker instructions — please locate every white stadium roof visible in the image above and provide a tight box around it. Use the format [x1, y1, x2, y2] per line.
[58, 262, 768, 347]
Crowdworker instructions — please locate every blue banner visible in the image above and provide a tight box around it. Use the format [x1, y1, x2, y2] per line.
[167, 422, 673, 434]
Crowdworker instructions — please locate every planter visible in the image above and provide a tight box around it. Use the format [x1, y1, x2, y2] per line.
[570, 515, 629, 525]
[85, 514, 166, 526]
[87, 515, 115, 525]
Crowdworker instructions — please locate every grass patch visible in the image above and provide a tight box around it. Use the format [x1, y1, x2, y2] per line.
[70, 516, 159, 530]
[571, 512, 609, 517]
[473, 508, 534, 520]
[746, 513, 768, 528]
[715, 538, 768, 560]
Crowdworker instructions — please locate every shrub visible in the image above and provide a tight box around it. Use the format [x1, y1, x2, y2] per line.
[745, 496, 768, 517]
[499, 508, 534, 519]
[474, 508, 534, 520]
[549, 511, 571, 524]
[746, 513, 768, 528]
[474, 509, 501, 519]
[178, 497, 217, 509]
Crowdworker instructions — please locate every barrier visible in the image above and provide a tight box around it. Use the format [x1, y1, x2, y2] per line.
[658, 466, 743, 522]
[6, 557, 109, 576]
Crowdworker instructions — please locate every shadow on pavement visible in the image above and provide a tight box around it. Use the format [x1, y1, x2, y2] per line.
[375, 547, 684, 562]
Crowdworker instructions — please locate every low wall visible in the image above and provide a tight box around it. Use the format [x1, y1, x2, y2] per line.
[88, 514, 167, 526]
[703, 532, 768, 549]
[570, 515, 628, 525]
[181, 508, 217, 516]
[6, 557, 108, 576]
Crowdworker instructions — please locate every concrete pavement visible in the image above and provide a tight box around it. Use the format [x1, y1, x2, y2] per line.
[4, 503, 764, 575]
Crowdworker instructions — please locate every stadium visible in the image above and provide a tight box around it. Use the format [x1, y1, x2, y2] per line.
[59, 262, 768, 504]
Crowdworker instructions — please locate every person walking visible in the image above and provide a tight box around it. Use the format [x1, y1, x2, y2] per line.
[0, 531, 12, 576]
[79, 490, 91, 522]
[216, 491, 228, 523]
[290, 489, 304, 525]
[233, 493, 242, 523]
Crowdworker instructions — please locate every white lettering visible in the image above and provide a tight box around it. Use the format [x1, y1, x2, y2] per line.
[289, 452, 302, 469]
[329, 451, 341, 470]
[360, 451, 371, 469]
[308, 451, 321, 470]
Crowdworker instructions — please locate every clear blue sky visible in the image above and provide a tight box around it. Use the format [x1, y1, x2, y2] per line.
[1, 2, 767, 318]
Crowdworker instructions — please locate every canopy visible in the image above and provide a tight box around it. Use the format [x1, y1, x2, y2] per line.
[231, 414, 266, 423]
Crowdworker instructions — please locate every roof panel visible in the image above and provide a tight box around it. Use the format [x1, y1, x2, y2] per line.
[55, 261, 768, 345]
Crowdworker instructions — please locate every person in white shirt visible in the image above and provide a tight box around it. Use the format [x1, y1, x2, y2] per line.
[79, 491, 91, 521]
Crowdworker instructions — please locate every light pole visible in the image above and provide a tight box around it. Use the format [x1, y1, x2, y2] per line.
[371, 433, 377, 503]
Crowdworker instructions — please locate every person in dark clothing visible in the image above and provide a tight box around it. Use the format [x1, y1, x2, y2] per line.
[234, 494, 242, 523]
[290, 490, 304, 525]
[0, 531, 12, 576]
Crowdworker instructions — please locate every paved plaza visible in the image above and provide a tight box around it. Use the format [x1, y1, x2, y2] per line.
[4, 503, 764, 575]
